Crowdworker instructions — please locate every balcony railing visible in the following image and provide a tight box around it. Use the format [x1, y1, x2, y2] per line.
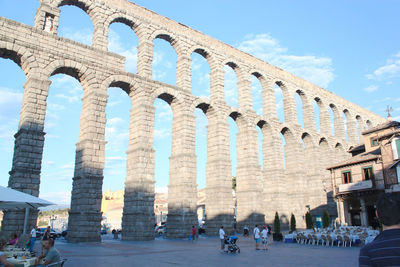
[338, 180, 373, 193]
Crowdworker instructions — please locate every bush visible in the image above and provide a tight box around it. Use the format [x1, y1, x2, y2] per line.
[274, 212, 280, 233]
[290, 213, 296, 233]
[322, 211, 330, 228]
[305, 211, 314, 229]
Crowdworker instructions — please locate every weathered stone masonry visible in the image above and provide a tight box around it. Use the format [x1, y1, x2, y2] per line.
[0, 0, 384, 241]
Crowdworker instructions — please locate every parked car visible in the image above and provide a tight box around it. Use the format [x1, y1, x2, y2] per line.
[61, 230, 68, 238]
[100, 229, 107, 235]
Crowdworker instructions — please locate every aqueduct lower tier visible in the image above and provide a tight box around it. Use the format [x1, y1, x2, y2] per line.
[0, 0, 384, 242]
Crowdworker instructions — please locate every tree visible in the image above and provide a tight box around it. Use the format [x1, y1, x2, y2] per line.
[232, 176, 236, 191]
[274, 212, 280, 233]
[305, 211, 314, 229]
[290, 213, 296, 233]
[322, 211, 330, 228]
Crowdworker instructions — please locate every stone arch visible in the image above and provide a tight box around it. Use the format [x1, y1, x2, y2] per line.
[355, 115, 364, 143]
[295, 89, 310, 128]
[301, 132, 316, 147]
[102, 14, 139, 52]
[190, 97, 212, 115]
[280, 126, 302, 170]
[190, 46, 217, 73]
[0, 43, 39, 77]
[150, 30, 184, 56]
[366, 120, 372, 129]
[100, 74, 137, 96]
[43, 59, 96, 89]
[150, 87, 184, 111]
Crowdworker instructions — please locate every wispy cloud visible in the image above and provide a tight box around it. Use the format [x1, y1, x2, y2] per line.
[363, 85, 378, 93]
[237, 34, 335, 88]
[108, 29, 138, 73]
[366, 51, 400, 81]
[40, 191, 71, 205]
[59, 27, 92, 46]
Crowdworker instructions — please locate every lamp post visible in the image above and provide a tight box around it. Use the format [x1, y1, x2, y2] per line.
[50, 215, 57, 230]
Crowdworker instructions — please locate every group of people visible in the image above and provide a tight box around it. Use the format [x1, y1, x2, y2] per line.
[218, 224, 270, 252]
[0, 225, 62, 266]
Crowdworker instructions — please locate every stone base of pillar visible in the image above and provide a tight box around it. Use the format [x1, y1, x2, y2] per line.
[205, 214, 235, 236]
[67, 211, 102, 243]
[166, 212, 197, 239]
[1, 209, 38, 237]
[121, 212, 155, 241]
[236, 213, 265, 234]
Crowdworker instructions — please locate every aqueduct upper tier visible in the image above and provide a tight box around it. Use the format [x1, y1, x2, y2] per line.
[0, 0, 384, 241]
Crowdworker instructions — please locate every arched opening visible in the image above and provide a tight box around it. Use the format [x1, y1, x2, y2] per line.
[335, 143, 346, 159]
[0, 1, 39, 26]
[329, 104, 336, 136]
[152, 35, 177, 85]
[191, 49, 210, 98]
[342, 111, 349, 142]
[356, 115, 363, 143]
[224, 63, 239, 108]
[251, 74, 263, 116]
[108, 21, 138, 73]
[295, 90, 304, 128]
[313, 98, 321, 133]
[40, 73, 84, 205]
[274, 82, 285, 123]
[281, 127, 301, 171]
[228, 115, 238, 180]
[319, 138, 331, 174]
[194, 105, 208, 224]
[366, 120, 372, 130]
[101, 85, 131, 230]
[58, 4, 94, 45]
[0, 56, 25, 187]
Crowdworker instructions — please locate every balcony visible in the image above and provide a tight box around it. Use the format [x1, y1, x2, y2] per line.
[338, 180, 373, 193]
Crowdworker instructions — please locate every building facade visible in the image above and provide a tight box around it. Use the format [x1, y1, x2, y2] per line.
[328, 119, 400, 227]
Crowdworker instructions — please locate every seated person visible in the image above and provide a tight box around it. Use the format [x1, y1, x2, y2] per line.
[0, 238, 14, 267]
[7, 234, 18, 246]
[35, 239, 61, 267]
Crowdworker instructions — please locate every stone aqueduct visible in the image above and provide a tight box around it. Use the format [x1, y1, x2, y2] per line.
[0, 0, 384, 242]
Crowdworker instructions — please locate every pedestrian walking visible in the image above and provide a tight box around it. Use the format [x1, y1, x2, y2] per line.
[359, 192, 400, 267]
[243, 225, 249, 237]
[261, 226, 268, 250]
[253, 225, 261, 250]
[191, 225, 197, 241]
[219, 226, 226, 252]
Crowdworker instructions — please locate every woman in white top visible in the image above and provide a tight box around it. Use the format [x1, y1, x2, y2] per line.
[219, 226, 226, 251]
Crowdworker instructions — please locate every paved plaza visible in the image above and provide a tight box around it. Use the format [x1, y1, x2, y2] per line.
[33, 235, 360, 267]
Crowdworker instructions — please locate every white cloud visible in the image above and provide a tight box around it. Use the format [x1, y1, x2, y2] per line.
[154, 128, 170, 140]
[366, 51, 400, 81]
[237, 34, 335, 88]
[108, 29, 138, 73]
[59, 28, 92, 46]
[363, 85, 378, 93]
[40, 191, 71, 205]
[61, 163, 74, 170]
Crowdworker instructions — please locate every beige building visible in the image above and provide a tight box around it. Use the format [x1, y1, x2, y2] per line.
[328, 119, 400, 227]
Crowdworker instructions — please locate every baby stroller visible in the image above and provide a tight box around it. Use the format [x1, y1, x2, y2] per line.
[224, 235, 240, 253]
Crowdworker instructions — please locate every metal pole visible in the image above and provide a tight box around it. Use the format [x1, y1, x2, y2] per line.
[23, 207, 30, 234]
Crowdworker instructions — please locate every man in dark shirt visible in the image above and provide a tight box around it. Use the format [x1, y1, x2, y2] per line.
[359, 192, 400, 267]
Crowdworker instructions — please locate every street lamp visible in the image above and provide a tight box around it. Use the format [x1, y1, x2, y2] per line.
[50, 215, 57, 229]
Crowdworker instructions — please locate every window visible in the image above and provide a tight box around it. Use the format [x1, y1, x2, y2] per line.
[363, 166, 373, 181]
[370, 138, 379, 147]
[342, 171, 352, 184]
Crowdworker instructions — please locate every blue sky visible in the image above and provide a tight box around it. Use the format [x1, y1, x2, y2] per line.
[0, 0, 399, 205]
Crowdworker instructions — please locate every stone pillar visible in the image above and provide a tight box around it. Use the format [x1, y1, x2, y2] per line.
[209, 63, 225, 103]
[283, 90, 297, 124]
[333, 111, 346, 140]
[34, 4, 59, 34]
[261, 127, 285, 224]
[237, 75, 252, 111]
[67, 90, 107, 243]
[337, 200, 345, 225]
[167, 107, 198, 238]
[122, 91, 155, 241]
[320, 106, 331, 136]
[205, 111, 235, 235]
[92, 13, 107, 50]
[236, 118, 264, 231]
[360, 198, 368, 227]
[136, 29, 153, 78]
[261, 78, 277, 121]
[343, 201, 351, 226]
[2, 77, 50, 236]
[346, 117, 358, 144]
[303, 102, 316, 131]
[176, 53, 191, 91]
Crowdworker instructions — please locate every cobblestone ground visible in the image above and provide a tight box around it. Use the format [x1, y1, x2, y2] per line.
[34, 235, 360, 267]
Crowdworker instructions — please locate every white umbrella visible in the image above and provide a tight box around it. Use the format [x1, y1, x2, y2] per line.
[0, 185, 54, 234]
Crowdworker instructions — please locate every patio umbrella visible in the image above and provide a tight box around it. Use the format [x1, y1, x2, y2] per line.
[0, 185, 54, 233]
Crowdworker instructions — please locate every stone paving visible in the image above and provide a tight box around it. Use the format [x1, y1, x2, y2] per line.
[33, 234, 360, 267]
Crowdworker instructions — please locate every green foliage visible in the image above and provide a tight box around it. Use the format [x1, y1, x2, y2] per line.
[290, 213, 296, 233]
[38, 220, 48, 227]
[232, 176, 236, 191]
[322, 211, 330, 228]
[305, 211, 314, 229]
[274, 212, 281, 233]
